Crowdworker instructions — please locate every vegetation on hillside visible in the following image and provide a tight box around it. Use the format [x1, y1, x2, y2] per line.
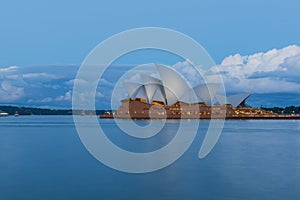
[262, 106, 300, 115]
[0, 106, 112, 115]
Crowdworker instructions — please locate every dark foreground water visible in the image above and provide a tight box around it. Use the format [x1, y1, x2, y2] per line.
[0, 116, 300, 200]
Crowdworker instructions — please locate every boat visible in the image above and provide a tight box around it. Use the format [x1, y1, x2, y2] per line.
[81, 110, 86, 116]
[0, 110, 9, 117]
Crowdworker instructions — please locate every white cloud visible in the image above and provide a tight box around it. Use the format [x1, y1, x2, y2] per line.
[22, 73, 60, 80]
[27, 97, 53, 103]
[0, 80, 24, 102]
[216, 45, 300, 77]
[99, 78, 114, 87]
[76, 91, 105, 102]
[172, 59, 205, 86]
[42, 84, 61, 90]
[65, 78, 89, 87]
[0, 66, 18, 72]
[96, 92, 104, 98]
[211, 45, 300, 94]
[41, 97, 53, 103]
[66, 78, 113, 87]
[55, 91, 72, 101]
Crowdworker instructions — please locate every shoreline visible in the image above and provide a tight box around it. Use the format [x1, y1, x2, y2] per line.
[100, 114, 300, 120]
[2, 114, 300, 120]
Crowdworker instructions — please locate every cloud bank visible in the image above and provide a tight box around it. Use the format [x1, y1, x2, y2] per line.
[210, 45, 300, 94]
[1, 45, 300, 108]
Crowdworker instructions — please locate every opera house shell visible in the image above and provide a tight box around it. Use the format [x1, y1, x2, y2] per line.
[102, 64, 277, 119]
[123, 64, 250, 107]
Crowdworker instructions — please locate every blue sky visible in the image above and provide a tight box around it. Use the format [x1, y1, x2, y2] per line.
[0, 0, 300, 108]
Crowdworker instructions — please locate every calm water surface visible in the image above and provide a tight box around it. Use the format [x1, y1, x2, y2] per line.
[0, 116, 300, 200]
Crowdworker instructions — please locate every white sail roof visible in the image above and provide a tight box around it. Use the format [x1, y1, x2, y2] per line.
[215, 93, 251, 107]
[140, 74, 162, 85]
[215, 94, 228, 105]
[156, 64, 190, 106]
[134, 85, 148, 102]
[123, 82, 144, 99]
[193, 83, 220, 105]
[140, 74, 166, 104]
[122, 65, 251, 107]
[179, 88, 198, 104]
[227, 93, 251, 107]
[152, 86, 167, 103]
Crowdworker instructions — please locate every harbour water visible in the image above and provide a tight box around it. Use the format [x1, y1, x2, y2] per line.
[0, 116, 299, 200]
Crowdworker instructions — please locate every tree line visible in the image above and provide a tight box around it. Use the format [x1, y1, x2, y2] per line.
[0, 105, 112, 115]
[262, 106, 300, 114]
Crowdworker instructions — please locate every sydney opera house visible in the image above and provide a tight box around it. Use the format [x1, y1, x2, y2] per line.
[102, 65, 277, 119]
